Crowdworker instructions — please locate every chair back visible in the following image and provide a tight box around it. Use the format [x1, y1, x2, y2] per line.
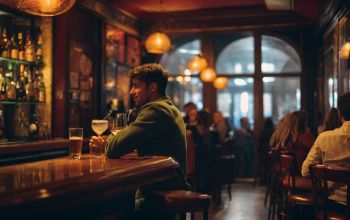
[280, 154, 297, 192]
[309, 165, 350, 220]
[186, 129, 196, 178]
[268, 149, 281, 178]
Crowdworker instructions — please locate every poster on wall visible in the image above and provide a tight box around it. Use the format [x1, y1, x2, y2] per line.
[117, 65, 130, 109]
[126, 35, 141, 67]
[69, 41, 93, 108]
[106, 24, 125, 64]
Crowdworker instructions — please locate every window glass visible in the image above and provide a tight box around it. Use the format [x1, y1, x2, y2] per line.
[263, 77, 300, 123]
[217, 78, 254, 129]
[261, 36, 301, 73]
[216, 37, 254, 74]
[160, 40, 201, 75]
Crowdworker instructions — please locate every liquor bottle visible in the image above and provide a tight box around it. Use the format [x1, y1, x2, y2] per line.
[24, 31, 35, 62]
[16, 64, 26, 101]
[18, 32, 24, 60]
[25, 68, 34, 101]
[36, 34, 42, 62]
[1, 28, 10, 58]
[0, 68, 4, 101]
[33, 68, 39, 101]
[10, 34, 19, 59]
[28, 113, 39, 140]
[5, 66, 16, 101]
[38, 75, 45, 102]
[0, 68, 6, 101]
[17, 110, 28, 138]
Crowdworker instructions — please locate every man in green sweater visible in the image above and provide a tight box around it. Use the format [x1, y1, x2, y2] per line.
[89, 63, 188, 213]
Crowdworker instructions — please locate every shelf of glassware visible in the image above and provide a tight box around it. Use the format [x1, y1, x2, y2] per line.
[0, 56, 43, 66]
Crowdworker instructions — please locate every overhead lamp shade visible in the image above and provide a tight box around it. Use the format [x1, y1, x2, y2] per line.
[200, 67, 217, 82]
[188, 55, 208, 72]
[145, 32, 171, 54]
[213, 77, 228, 90]
[340, 40, 350, 60]
[17, 0, 76, 16]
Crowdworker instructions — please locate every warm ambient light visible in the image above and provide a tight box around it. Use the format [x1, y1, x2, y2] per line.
[188, 55, 207, 72]
[213, 77, 228, 90]
[339, 39, 350, 60]
[200, 67, 217, 82]
[145, 32, 171, 54]
[17, 0, 76, 16]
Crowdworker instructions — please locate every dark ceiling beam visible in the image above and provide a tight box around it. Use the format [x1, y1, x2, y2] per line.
[140, 10, 311, 36]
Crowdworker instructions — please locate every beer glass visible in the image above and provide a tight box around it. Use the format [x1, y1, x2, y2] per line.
[110, 113, 127, 136]
[69, 128, 83, 160]
[91, 120, 108, 157]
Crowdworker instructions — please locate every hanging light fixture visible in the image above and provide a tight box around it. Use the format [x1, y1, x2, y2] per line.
[144, 0, 171, 54]
[145, 32, 171, 54]
[188, 54, 208, 72]
[17, 0, 76, 16]
[213, 77, 228, 90]
[200, 67, 217, 82]
[340, 38, 350, 60]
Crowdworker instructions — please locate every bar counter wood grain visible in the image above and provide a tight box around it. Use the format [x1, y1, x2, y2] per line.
[0, 154, 179, 219]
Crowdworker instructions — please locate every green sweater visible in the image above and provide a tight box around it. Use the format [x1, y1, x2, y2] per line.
[105, 96, 187, 173]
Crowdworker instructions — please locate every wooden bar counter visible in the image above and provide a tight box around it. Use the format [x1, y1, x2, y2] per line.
[0, 154, 180, 219]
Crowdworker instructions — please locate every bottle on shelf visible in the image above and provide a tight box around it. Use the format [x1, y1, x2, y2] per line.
[0, 68, 6, 101]
[5, 65, 16, 101]
[16, 110, 28, 138]
[1, 28, 10, 58]
[28, 113, 39, 140]
[38, 74, 45, 102]
[24, 31, 35, 62]
[16, 64, 26, 101]
[10, 34, 19, 59]
[36, 34, 42, 62]
[25, 67, 35, 101]
[18, 32, 24, 61]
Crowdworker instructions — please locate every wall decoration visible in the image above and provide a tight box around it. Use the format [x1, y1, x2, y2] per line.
[117, 65, 130, 109]
[106, 24, 125, 64]
[126, 35, 141, 67]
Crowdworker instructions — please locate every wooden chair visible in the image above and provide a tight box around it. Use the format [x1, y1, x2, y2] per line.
[280, 154, 314, 219]
[151, 190, 211, 220]
[309, 164, 350, 220]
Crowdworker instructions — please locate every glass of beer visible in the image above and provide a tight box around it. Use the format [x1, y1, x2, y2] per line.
[69, 128, 83, 160]
[91, 120, 108, 157]
[110, 113, 127, 136]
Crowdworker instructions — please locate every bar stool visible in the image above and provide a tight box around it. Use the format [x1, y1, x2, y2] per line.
[151, 190, 211, 220]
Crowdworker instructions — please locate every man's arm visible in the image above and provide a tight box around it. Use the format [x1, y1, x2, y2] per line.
[105, 104, 161, 158]
[301, 137, 322, 176]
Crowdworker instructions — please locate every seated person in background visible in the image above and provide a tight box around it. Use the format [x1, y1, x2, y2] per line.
[258, 117, 274, 185]
[317, 107, 342, 135]
[269, 111, 314, 173]
[302, 92, 350, 205]
[89, 63, 189, 213]
[183, 102, 198, 125]
[212, 111, 229, 143]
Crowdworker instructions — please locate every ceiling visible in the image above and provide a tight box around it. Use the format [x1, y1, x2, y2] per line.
[109, 0, 321, 21]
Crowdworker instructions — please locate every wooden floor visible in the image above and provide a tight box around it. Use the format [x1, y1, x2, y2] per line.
[188, 179, 268, 220]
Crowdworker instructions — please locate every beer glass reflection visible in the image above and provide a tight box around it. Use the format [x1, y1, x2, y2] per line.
[69, 128, 83, 160]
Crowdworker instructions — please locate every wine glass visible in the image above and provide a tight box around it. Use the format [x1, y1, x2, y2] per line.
[110, 113, 127, 136]
[91, 119, 108, 157]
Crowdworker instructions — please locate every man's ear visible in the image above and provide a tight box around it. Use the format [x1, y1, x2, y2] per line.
[149, 82, 158, 92]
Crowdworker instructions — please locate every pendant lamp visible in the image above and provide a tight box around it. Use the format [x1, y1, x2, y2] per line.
[213, 77, 228, 90]
[340, 39, 350, 60]
[17, 0, 76, 16]
[200, 67, 217, 82]
[188, 55, 208, 72]
[145, 32, 172, 54]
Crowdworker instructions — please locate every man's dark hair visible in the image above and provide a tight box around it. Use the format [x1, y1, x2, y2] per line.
[338, 92, 350, 120]
[129, 63, 168, 96]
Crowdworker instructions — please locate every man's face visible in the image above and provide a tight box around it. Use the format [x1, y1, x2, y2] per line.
[130, 78, 152, 107]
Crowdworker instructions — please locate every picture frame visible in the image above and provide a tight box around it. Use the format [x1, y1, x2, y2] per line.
[106, 24, 125, 64]
[126, 35, 141, 67]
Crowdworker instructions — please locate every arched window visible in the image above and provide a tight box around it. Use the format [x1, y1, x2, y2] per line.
[160, 39, 203, 109]
[216, 35, 302, 127]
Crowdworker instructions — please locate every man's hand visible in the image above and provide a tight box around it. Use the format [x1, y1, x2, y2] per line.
[89, 136, 107, 149]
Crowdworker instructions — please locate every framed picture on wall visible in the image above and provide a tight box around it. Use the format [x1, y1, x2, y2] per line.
[126, 35, 141, 67]
[106, 24, 125, 64]
[117, 65, 130, 109]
